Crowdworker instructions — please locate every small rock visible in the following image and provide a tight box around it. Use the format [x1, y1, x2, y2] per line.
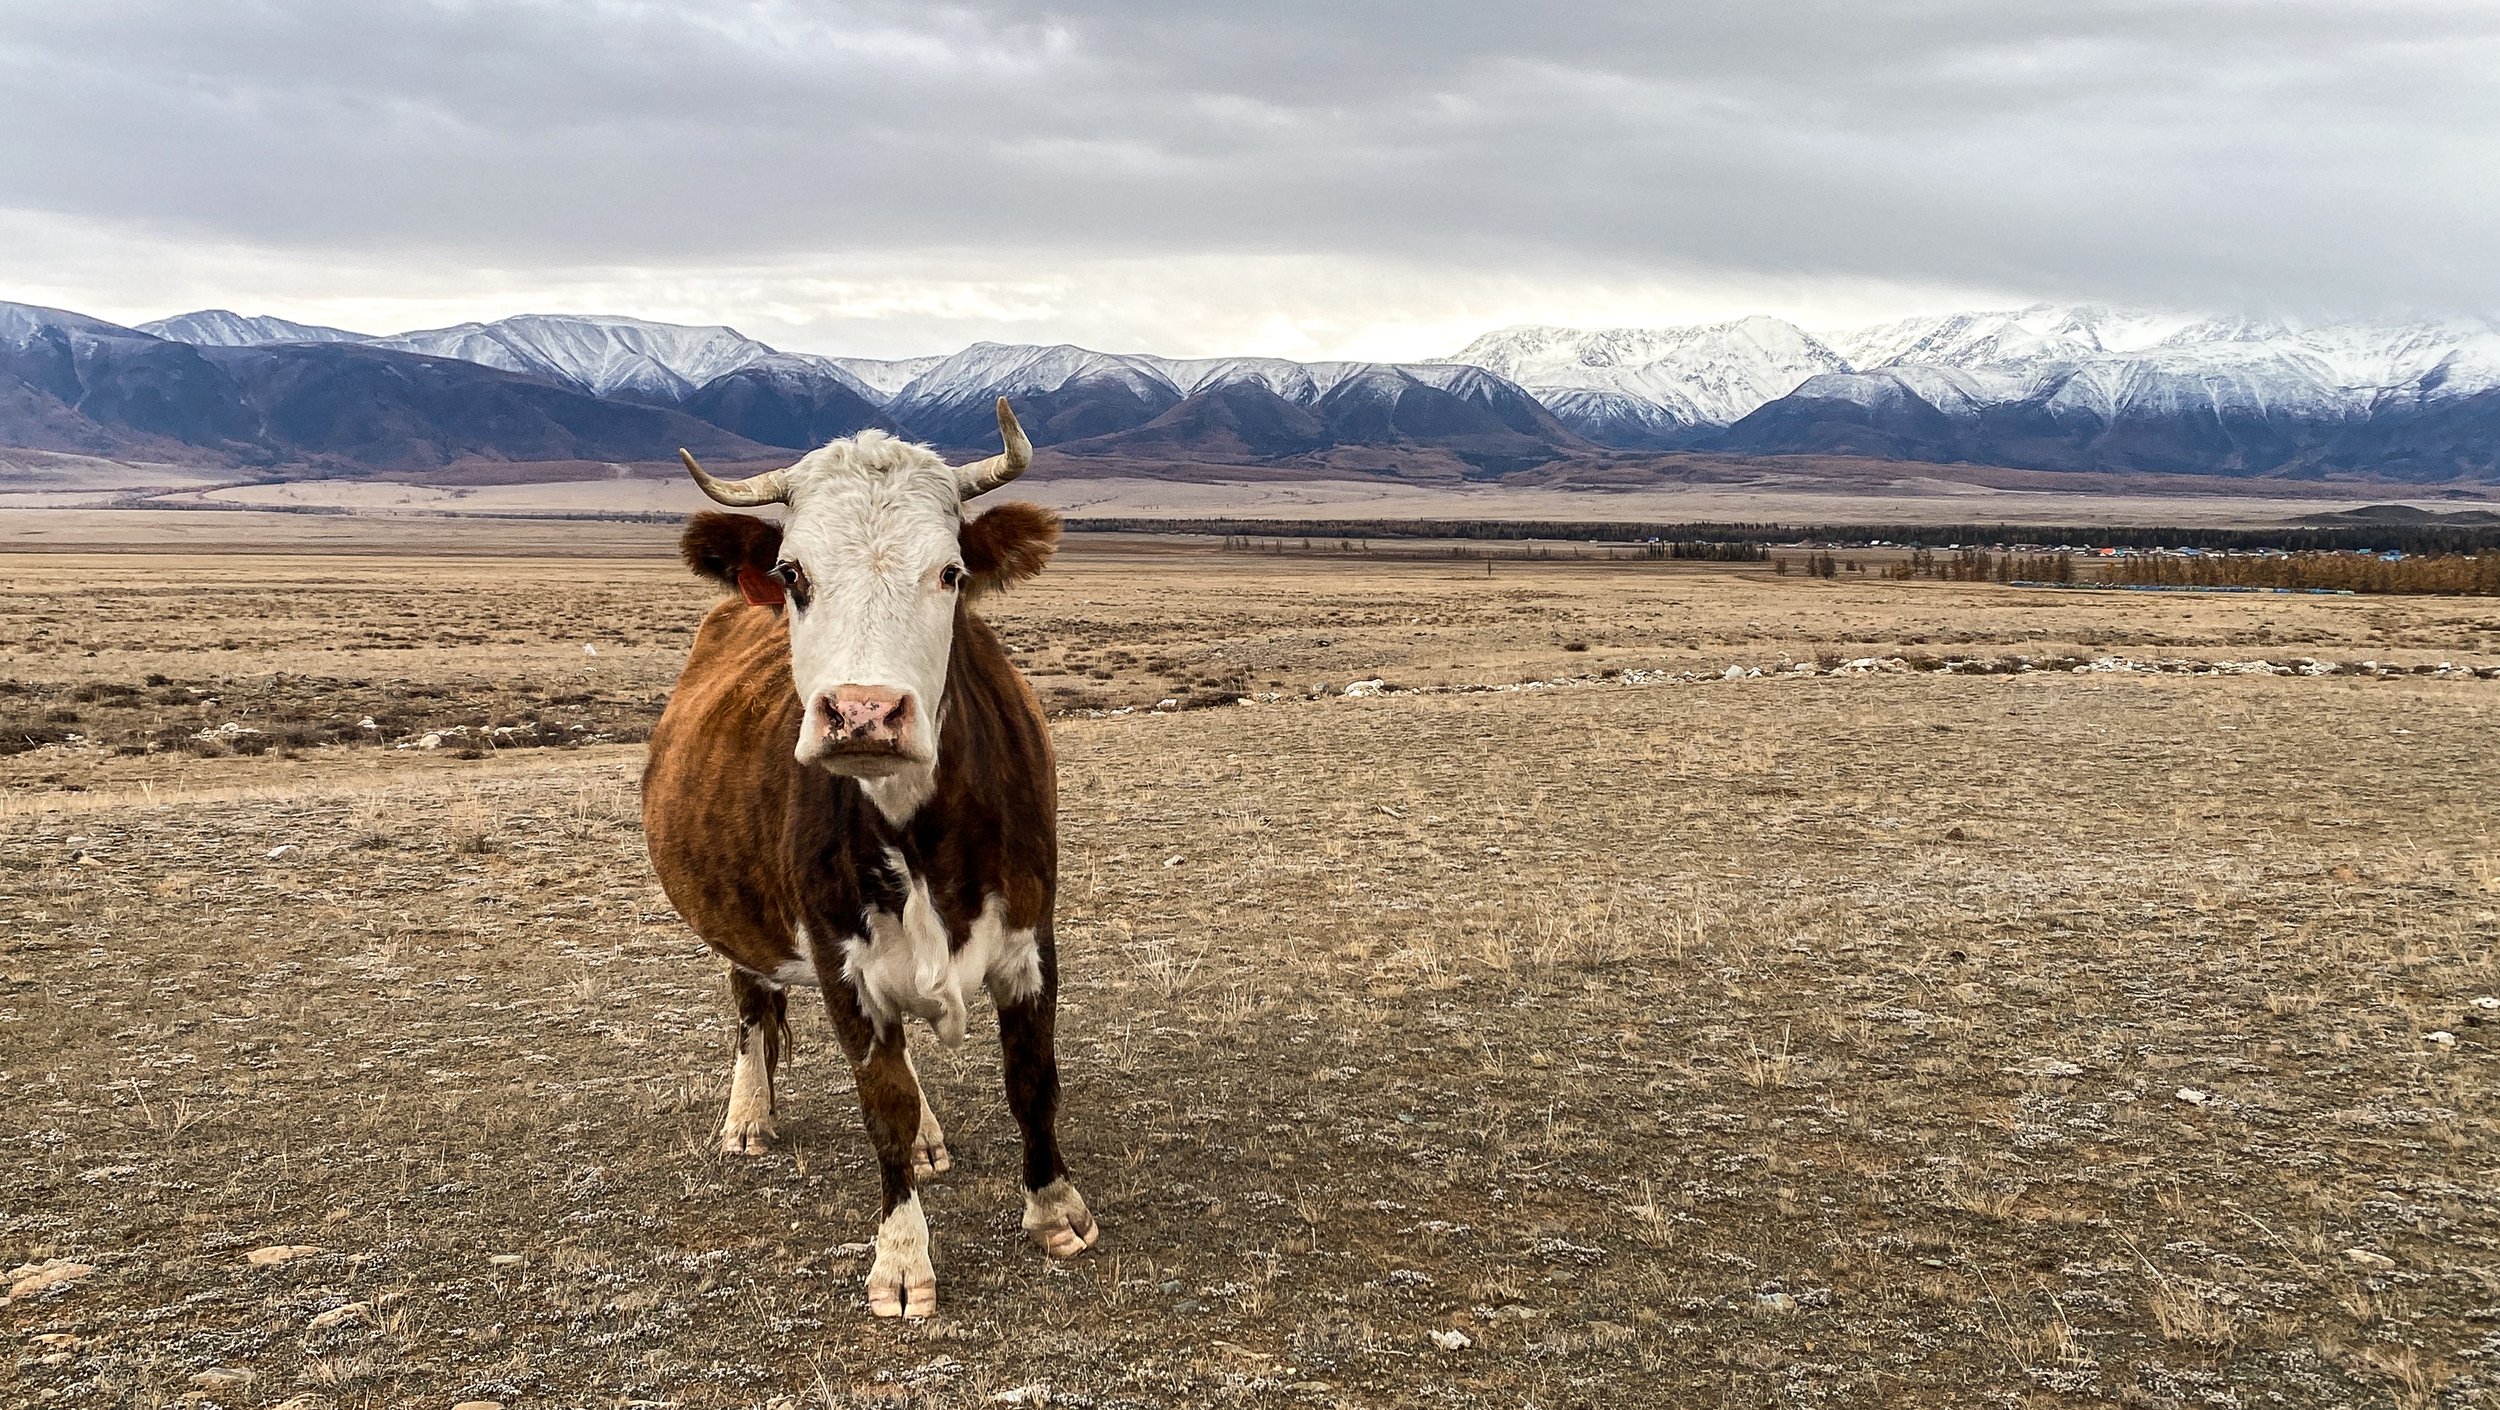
[244, 1244, 321, 1266]
[990, 1389, 1048, 1406]
[190, 1368, 253, 1389]
[1943, 825, 1968, 841]
[2344, 1248, 2396, 1270]
[2474, 996, 2500, 1011]
[307, 1301, 370, 1329]
[582, 644, 599, 656]
[1757, 1291, 1799, 1312]
[1428, 1328, 1473, 1350]
[417, 733, 442, 749]
[2174, 1087, 2208, 1106]
[5, 1260, 94, 1299]
[2424, 1030, 2456, 1046]
[266, 844, 296, 859]
[486, 1253, 523, 1266]
[1343, 678, 1386, 697]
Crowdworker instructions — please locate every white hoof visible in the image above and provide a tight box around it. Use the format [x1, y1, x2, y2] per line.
[867, 1195, 937, 1319]
[1022, 1178, 1100, 1259]
[718, 1115, 777, 1157]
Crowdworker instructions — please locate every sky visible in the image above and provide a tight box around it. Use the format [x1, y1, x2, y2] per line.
[3, 0, 2497, 360]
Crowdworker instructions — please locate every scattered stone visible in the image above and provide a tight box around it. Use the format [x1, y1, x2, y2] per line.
[1343, 678, 1387, 697]
[486, 1253, 523, 1266]
[244, 1244, 322, 1266]
[1429, 1328, 1473, 1350]
[5, 1260, 95, 1300]
[2174, 1088, 2208, 1106]
[307, 1301, 371, 1329]
[267, 844, 296, 859]
[190, 1368, 253, 1389]
[1756, 1291, 1799, 1313]
[990, 1388, 1049, 1405]
[2345, 1248, 2397, 1271]
[2424, 1030, 2457, 1046]
[2475, 996, 2500, 1011]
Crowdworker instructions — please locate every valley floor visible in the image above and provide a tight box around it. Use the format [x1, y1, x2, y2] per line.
[1, 545, 2494, 1408]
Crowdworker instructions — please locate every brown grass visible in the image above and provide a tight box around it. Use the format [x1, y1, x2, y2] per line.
[0, 540, 2494, 1407]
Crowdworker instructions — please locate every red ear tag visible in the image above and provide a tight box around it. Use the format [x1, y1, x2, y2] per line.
[736, 565, 785, 607]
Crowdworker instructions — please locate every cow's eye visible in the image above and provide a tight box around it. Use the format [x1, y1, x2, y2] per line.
[938, 563, 965, 591]
[773, 561, 812, 610]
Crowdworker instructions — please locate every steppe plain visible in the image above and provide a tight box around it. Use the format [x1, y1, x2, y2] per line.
[2, 514, 2495, 1409]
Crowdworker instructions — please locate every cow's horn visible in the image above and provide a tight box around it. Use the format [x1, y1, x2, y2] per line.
[680, 449, 791, 507]
[953, 398, 1032, 499]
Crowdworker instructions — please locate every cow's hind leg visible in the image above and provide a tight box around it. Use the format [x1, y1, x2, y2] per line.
[720, 969, 788, 1157]
[905, 1049, 953, 1179]
[999, 947, 1098, 1259]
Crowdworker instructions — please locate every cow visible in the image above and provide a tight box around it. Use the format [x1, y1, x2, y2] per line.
[641, 399, 1095, 1319]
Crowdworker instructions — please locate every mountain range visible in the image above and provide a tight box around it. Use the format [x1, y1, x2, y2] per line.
[3, 299, 2495, 485]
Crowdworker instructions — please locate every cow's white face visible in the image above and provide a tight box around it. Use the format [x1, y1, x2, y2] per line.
[768, 433, 969, 780]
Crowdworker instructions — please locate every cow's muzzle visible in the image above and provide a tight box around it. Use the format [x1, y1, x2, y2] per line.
[809, 686, 920, 773]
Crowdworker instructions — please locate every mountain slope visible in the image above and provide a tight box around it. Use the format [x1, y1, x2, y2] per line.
[366, 314, 790, 405]
[0, 301, 772, 471]
[141, 309, 372, 346]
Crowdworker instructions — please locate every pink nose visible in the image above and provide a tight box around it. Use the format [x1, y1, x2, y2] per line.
[824, 685, 910, 742]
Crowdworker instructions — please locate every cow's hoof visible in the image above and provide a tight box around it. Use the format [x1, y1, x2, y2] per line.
[719, 1117, 777, 1156]
[1022, 1178, 1099, 1259]
[868, 1195, 937, 1319]
[911, 1136, 953, 1179]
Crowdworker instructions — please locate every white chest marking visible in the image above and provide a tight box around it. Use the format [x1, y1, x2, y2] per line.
[838, 879, 1040, 1044]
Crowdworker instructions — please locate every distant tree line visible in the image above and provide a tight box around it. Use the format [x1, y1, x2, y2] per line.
[1887, 548, 2079, 583]
[1071, 517, 2500, 555]
[2097, 551, 2500, 595]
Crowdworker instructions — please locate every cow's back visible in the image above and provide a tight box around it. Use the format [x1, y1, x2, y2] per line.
[643, 600, 807, 973]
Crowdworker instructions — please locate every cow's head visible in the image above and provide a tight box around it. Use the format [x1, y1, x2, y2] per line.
[677, 399, 1058, 791]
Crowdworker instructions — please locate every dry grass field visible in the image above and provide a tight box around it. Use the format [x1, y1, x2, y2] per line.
[3, 529, 2496, 1409]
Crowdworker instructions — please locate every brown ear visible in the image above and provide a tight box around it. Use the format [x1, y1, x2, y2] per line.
[679, 511, 786, 605]
[959, 502, 1060, 597]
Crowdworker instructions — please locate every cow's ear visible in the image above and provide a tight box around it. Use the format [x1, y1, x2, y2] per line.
[680, 511, 785, 606]
[959, 502, 1060, 597]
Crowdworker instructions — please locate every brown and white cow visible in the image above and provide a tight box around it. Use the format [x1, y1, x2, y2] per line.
[641, 399, 1095, 1318]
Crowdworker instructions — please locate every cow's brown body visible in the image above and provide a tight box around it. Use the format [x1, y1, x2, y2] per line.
[643, 595, 1057, 982]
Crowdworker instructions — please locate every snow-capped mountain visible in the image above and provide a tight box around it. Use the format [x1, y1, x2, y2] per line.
[139, 309, 370, 346]
[827, 354, 947, 400]
[83, 297, 2500, 480]
[1431, 305, 2500, 473]
[0, 300, 773, 470]
[365, 314, 796, 405]
[1441, 316, 1852, 434]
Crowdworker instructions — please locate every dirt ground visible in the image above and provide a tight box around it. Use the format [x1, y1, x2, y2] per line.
[2, 531, 2495, 1409]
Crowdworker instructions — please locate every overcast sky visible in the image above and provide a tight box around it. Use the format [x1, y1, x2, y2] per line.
[3, 0, 2496, 359]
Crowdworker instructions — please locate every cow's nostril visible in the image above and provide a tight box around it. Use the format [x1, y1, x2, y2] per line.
[827, 686, 911, 740]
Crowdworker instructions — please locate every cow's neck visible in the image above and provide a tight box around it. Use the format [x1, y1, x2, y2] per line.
[855, 761, 938, 828]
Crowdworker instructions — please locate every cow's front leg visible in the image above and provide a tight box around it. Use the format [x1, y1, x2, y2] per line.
[720, 969, 787, 1156]
[905, 1049, 953, 1179]
[825, 988, 937, 1318]
[998, 953, 1098, 1259]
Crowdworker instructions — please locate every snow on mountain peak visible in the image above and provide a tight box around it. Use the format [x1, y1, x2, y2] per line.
[141, 309, 370, 346]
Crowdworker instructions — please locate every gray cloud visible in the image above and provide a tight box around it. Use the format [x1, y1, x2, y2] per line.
[3, 0, 2495, 348]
